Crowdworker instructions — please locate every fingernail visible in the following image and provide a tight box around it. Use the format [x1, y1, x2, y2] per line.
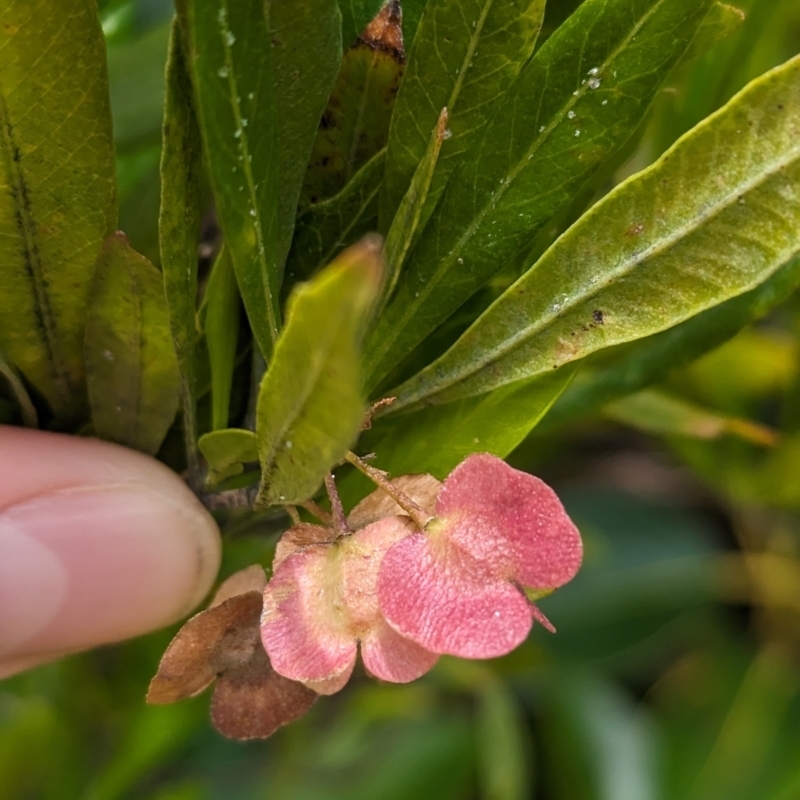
[0, 484, 220, 659]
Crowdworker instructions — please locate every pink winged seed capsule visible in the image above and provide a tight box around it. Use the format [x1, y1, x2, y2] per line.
[377, 453, 583, 659]
[260, 515, 438, 695]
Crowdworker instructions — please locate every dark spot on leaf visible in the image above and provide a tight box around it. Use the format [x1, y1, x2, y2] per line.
[358, 0, 405, 63]
[625, 222, 645, 236]
[593, 310, 604, 324]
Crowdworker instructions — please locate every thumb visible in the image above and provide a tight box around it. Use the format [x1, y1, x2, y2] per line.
[0, 426, 220, 678]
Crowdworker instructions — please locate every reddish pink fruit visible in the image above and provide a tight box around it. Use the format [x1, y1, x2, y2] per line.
[261, 515, 438, 695]
[377, 453, 583, 659]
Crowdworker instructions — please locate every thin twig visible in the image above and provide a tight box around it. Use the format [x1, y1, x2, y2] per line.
[344, 451, 433, 529]
[324, 473, 350, 537]
[300, 499, 333, 526]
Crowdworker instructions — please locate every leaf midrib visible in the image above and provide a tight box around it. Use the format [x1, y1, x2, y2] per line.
[0, 86, 71, 395]
[366, 0, 669, 378]
[217, 0, 279, 347]
[419, 138, 800, 401]
[261, 297, 355, 486]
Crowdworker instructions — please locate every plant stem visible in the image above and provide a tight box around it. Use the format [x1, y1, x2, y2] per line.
[344, 451, 433, 529]
[324, 473, 350, 537]
[300, 499, 333, 526]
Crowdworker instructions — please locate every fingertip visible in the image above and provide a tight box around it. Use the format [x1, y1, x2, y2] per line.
[0, 427, 221, 674]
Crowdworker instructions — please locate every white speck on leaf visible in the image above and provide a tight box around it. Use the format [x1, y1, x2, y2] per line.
[567, 110, 576, 119]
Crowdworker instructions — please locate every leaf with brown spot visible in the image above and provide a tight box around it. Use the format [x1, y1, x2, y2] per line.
[299, 1, 405, 207]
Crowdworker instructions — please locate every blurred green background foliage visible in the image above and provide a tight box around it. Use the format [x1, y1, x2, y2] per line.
[3, 1, 800, 798]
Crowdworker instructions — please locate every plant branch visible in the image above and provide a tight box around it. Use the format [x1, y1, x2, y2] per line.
[344, 450, 433, 529]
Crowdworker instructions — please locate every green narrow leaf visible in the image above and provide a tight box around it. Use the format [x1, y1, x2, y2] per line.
[270, 0, 342, 270]
[85, 234, 181, 455]
[287, 148, 385, 282]
[605, 389, 778, 446]
[299, 1, 404, 208]
[339, 0, 383, 46]
[198, 428, 258, 484]
[379, 0, 547, 232]
[0, 0, 117, 418]
[201, 246, 241, 430]
[365, 0, 715, 390]
[160, 18, 204, 481]
[363, 368, 574, 480]
[547, 253, 800, 428]
[183, 0, 281, 359]
[379, 108, 448, 313]
[682, 2, 746, 64]
[393, 53, 800, 408]
[256, 237, 383, 506]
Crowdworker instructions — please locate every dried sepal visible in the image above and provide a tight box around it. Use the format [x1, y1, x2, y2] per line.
[147, 565, 316, 739]
[273, 523, 337, 568]
[146, 592, 263, 704]
[210, 564, 267, 606]
[210, 645, 316, 740]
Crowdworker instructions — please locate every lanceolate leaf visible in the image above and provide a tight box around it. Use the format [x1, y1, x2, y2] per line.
[299, 1, 404, 208]
[379, 108, 448, 314]
[682, 2, 745, 65]
[0, 0, 116, 418]
[364, 0, 715, 390]
[392, 53, 800, 409]
[547, 254, 800, 428]
[202, 246, 241, 430]
[363, 368, 575, 481]
[85, 234, 181, 455]
[160, 18, 205, 480]
[379, 0, 547, 232]
[286, 148, 385, 283]
[183, 0, 281, 359]
[256, 238, 382, 506]
[605, 389, 778, 446]
[269, 0, 342, 271]
[199, 428, 258, 484]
